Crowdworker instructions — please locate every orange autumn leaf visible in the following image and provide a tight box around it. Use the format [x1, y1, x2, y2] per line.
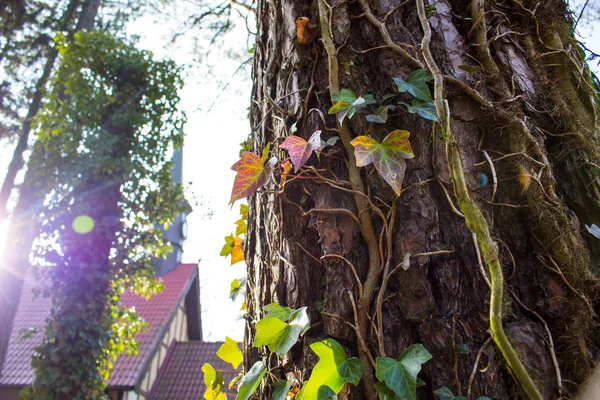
[281, 160, 293, 183]
[231, 236, 244, 265]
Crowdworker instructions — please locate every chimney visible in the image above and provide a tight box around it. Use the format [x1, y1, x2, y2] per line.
[153, 149, 192, 277]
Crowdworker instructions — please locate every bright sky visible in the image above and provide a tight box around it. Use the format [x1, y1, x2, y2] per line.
[127, 4, 254, 342]
[0, 1, 599, 344]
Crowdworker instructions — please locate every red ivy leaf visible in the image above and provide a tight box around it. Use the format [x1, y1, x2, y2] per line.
[350, 130, 414, 196]
[280, 130, 322, 172]
[230, 148, 276, 204]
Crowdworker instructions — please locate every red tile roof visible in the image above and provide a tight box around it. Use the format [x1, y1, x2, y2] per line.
[148, 341, 240, 400]
[0, 276, 51, 387]
[0, 263, 198, 390]
[109, 263, 198, 388]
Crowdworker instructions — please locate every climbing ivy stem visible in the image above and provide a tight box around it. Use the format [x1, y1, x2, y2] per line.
[318, 1, 381, 399]
[415, 0, 542, 398]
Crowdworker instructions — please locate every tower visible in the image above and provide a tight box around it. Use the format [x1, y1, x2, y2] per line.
[153, 149, 192, 277]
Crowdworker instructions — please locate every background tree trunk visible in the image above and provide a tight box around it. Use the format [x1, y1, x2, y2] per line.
[244, 0, 600, 398]
[0, 0, 98, 369]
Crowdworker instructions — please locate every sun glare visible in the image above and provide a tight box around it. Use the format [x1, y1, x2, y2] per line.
[0, 219, 8, 260]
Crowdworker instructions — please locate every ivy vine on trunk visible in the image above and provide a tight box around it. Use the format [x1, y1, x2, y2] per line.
[242, 0, 600, 398]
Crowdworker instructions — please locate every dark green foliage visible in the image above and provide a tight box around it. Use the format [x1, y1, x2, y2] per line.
[24, 30, 185, 399]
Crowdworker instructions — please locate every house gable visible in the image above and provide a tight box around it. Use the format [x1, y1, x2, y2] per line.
[0, 263, 200, 398]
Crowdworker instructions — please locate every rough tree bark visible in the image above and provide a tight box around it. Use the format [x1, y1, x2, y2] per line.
[244, 0, 600, 398]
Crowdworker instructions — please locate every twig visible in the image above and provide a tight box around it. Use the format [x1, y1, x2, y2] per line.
[375, 253, 408, 356]
[321, 253, 364, 299]
[383, 0, 412, 23]
[452, 315, 463, 395]
[472, 233, 491, 289]
[574, 0, 590, 31]
[467, 336, 492, 397]
[294, 242, 323, 266]
[414, 249, 455, 257]
[438, 178, 465, 217]
[482, 150, 497, 203]
[348, 291, 376, 368]
[356, 0, 423, 68]
[482, 200, 529, 209]
[306, 207, 362, 226]
[264, 89, 293, 116]
[538, 254, 593, 318]
[509, 290, 563, 397]
[497, 240, 517, 280]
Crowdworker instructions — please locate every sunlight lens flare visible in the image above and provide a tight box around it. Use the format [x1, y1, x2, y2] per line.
[0, 218, 8, 259]
[72, 215, 95, 234]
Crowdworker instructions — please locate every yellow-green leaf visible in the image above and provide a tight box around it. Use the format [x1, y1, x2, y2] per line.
[202, 363, 226, 400]
[296, 338, 347, 400]
[216, 337, 243, 369]
[235, 219, 247, 235]
[220, 234, 235, 257]
[239, 204, 248, 219]
[230, 278, 241, 300]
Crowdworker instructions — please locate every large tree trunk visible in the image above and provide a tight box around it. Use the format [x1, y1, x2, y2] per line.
[244, 0, 600, 398]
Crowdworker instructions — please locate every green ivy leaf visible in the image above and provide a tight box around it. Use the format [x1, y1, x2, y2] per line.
[263, 303, 293, 320]
[366, 105, 392, 124]
[216, 337, 244, 369]
[434, 387, 454, 397]
[329, 89, 376, 124]
[254, 307, 310, 355]
[230, 279, 241, 300]
[328, 100, 353, 124]
[400, 99, 438, 121]
[476, 397, 493, 400]
[350, 130, 415, 196]
[455, 343, 469, 355]
[332, 89, 359, 103]
[374, 382, 399, 400]
[272, 380, 293, 400]
[289, 307, 311, 335]
[434, 387, 468, 400]
[393, 69, 433, 102]
[375, 344, 432, 400]
[236, 361, 266, 400]
[338, 357, 364, 386]
[318, 385, 337, 399]
[362, 94, 377, 105]
[297, 338, 347, 400]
